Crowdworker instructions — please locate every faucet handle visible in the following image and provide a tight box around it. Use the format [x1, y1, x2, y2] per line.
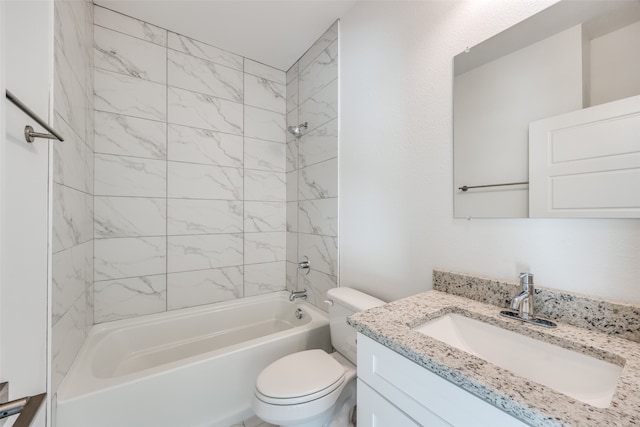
[519, 272, 533, 282]
[519, 272, 534, 289]
[297, 256, 311, 275]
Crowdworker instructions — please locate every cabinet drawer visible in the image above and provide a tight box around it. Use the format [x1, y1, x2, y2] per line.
[357, 379, 422, 427]
[357, 334, 527, 427]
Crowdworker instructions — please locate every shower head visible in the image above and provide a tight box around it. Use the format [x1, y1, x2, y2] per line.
[287, 122, 308, 138]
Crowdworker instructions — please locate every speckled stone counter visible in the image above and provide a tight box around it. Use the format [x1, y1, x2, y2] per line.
[433, 270, 640, 343]
[348, 290, 640, 426]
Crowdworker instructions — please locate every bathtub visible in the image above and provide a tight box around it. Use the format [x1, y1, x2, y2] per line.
[56, 291, 331, 427]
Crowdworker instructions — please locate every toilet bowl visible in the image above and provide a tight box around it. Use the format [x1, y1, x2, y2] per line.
[251, 288, 385, 427]
[253, 350, 356, 427]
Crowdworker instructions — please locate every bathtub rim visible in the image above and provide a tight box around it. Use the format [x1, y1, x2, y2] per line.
[91, 290, 323, 334]
[57, 291, 329, 403]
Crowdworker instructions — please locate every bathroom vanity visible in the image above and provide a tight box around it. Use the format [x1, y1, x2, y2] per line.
[348, 271, 640, 426]
[357, 334, 527, 426]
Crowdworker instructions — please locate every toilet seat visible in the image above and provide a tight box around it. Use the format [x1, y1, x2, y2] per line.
[255, 350, 345, 405]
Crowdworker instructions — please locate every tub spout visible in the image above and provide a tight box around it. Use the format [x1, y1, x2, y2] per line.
[289, 289, 308, 302]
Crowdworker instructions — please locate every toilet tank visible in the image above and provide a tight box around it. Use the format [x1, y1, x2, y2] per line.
[326, 288, 385, 364]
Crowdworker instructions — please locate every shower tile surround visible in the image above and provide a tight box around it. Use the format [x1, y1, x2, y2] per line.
[92, 7, 339, 321]
[51, 0, 95, 401]
[286, 23, 340, 308]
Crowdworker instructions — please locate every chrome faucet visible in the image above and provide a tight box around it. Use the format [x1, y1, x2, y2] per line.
[511, 272, 535, 319]
[500, 272, 556, 328]
[289, 289, 308, 302]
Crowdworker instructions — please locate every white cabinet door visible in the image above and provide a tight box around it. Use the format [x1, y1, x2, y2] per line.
[529, 95, 640, 217]
[0, 1, 53, 426]
[357, 334, 528, 427]
[357, 380, 422, 427]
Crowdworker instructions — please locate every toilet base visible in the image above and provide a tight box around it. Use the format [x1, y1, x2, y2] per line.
[276, 408, 333, 427]
[326, 378, 356, 427]
[271, 379, 356, 427]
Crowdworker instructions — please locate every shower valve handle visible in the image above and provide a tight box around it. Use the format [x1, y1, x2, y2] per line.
[297, 256, 311, 274]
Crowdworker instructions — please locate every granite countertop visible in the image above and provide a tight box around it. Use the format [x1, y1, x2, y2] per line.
[348, 290, 640, 426]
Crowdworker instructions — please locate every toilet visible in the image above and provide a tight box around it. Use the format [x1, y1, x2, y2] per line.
[252, 288, 385, 427]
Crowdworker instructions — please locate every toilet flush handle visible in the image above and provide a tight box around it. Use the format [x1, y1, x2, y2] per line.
[324, 299, 334, 307]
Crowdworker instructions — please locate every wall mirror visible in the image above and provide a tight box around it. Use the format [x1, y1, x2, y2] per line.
[453, 0, 640, 218]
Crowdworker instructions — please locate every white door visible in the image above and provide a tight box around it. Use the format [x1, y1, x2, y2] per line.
[0, 1, 53, 426]
[529, 95, 640, 218]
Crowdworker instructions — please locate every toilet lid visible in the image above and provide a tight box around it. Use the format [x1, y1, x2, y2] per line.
[256, 349, 345, 400]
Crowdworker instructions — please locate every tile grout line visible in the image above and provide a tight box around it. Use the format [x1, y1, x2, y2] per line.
[95, 4, 290, 80]
[165, 32, 169, 314]
[94, 260, 288, 285]
[242, 57, 246, 300]
[97, 64, 286, 114]
[336, 21, 340, 289]
[90, 9, 97, 328]
[296, 62, 301, 293]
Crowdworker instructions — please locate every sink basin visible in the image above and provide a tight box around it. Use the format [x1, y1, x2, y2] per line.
[413, 313, 623, 408]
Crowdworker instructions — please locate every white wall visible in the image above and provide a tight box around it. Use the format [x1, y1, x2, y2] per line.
[590, 19, 640, 106]
[1, 2, 53, 426]
[339, 0, 640, 304]
[454, 25, 584, 218]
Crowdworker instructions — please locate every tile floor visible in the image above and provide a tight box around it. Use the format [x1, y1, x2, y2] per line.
[230, 415, 276, 427]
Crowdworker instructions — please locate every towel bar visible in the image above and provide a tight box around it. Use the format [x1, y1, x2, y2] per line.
[5, 89, 64, 142]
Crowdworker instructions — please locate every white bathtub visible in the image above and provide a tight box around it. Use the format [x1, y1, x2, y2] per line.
[56, 292, 331, 427]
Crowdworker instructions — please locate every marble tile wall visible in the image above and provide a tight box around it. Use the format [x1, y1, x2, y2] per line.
[286, 22, 340, 310]
[51, 0, 94, 403]
[92, 6, 288, 323]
